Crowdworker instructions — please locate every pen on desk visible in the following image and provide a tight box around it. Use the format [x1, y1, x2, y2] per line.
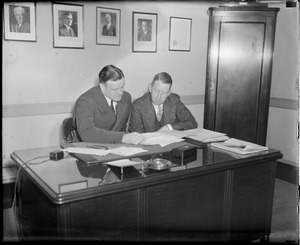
[87, 145, 109, 150]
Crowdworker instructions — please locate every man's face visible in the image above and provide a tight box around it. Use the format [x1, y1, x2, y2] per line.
[105, 15, 111, 24]
[14, 11, 24, 25]
[150, 80, 171, 106]
[100, 79, 125, 102]
[64, 14, 73, 26]
[141, 21, 148, 32]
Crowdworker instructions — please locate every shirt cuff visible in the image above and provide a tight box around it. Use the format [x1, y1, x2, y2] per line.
[167, 124, 173, 130]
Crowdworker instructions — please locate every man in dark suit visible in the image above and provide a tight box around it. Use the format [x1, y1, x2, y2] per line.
[59, 12, 76, 37]
[102, 13, 116, 36]
[73, 65, 143, 144]
[137, 20, 151, 41]
[10, 6, 30, 33]
[130, 72, 198, 133]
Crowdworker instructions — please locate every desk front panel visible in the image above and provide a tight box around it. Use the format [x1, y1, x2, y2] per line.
[145, 171, 225, 241]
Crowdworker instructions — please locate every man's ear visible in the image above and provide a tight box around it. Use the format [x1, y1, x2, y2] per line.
[148, 84, 152, 93]
[99, 83, 105, 93]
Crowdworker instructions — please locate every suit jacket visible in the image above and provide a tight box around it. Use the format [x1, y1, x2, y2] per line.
[102, 24, 116, 36]
[59, 25, 76, 37]
[73, 86, 131, 143]
[137, 31, 151, 41]
[10, 22, 30, 33]
[130, 92, 198, 133]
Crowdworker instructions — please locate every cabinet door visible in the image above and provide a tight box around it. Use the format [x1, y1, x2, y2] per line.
[204, 7, 279, 145]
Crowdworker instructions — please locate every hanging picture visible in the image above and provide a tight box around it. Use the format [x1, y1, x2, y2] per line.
[169, 17, 192, 51]
[96, 7, 121, 46]
[52, 3, 84, 48]
[132, 12, 157, 53]
[4, 2, 36, 42]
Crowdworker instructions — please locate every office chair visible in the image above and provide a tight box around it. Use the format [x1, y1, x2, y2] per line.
[62, 117, 81, 143]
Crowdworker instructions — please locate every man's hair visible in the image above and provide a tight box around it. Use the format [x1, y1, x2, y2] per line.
[14, 6, 25, 15]
[64, 12, 72, 18]
[152, 72, 173, 86]
[98, 65, 124, 84]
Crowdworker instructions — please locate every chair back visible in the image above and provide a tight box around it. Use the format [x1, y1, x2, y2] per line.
[62, 117, 81, 143]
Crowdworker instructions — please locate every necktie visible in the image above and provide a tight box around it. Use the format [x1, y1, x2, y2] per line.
[110, 100, 115, 114]
[156, 105, 163, 121]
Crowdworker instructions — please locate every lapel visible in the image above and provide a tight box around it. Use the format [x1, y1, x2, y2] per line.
[112, 100, 126, 130]
[162, 99, 172, 123]
[95, 87, 118, 126]
[142, 94, 157, 132]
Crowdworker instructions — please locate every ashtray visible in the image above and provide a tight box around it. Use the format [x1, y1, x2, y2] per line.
[145, 158, 172, 170]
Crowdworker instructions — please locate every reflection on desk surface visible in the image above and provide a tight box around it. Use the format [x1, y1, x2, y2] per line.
[11, 143, 278, 197]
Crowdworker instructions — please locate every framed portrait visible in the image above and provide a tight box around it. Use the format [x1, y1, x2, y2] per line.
[96, 7, 120, 46]
[52, 3, 84, 48]
[133, 12, 157, 53]
[169, 17, 192, 51]
[3, 2, 36, 42]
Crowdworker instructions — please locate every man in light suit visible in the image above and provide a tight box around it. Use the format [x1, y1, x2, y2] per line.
[59, 12, 76, 37]
[130, 72, 198, 133]
[73, 65, 143, 144]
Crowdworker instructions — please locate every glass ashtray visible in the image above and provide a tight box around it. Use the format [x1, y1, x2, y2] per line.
[145, 158, 172, 170]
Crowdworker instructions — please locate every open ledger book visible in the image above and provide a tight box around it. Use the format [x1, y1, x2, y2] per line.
[140, 128, 229, 146]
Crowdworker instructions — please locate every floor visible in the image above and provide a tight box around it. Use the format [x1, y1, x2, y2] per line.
[2, 178, 299, 242]
[268, 178, 299, 243]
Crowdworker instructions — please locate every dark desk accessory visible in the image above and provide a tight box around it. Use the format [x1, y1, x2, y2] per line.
[183, 138, 207, 148]
[49, 150, 64, 161]
[171, 145, 197, 165]
[76, 160, 108, 179]
[108, 165, 142, 180]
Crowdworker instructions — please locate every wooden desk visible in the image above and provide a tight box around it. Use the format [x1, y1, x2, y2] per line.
[11, 142, 282, 242]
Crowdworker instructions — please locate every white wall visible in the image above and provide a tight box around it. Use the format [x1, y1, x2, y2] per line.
[2, 1, 299, 166]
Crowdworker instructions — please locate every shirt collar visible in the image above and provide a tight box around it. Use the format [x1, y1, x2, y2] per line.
[152, 103, 163, 110]
[104, 95, 112, 105]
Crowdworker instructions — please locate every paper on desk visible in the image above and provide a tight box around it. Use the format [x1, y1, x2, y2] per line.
[109, 146, 148, 156]
[62, 147, 110, 156]
[63, 146, 147, 157]
[140, 132, 184, 147]
[211, 138, 268, 155]
[106, 159, 142, 167]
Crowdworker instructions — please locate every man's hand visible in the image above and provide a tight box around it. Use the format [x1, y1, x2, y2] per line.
[122, 132, 143, 145]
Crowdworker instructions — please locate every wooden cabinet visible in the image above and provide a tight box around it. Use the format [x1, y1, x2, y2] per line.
[204, 6, 279, 145]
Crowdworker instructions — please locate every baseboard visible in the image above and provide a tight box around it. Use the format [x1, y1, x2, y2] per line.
[3, 182, 15, 209]
[276, 159, 299, 185]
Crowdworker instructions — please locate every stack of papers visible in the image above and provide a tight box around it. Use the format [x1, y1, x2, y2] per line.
[211, 138, 268, 155]
[140, 132, 184, 147]
[184, 128, 229, 143]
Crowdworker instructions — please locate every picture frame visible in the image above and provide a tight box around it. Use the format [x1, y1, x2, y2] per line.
[52, 3, 84, 48]
[3, 2, 36, 42]
[96, 7, 121, 46]
[133, 12, 157, 53]
[169, 17, 192, 51]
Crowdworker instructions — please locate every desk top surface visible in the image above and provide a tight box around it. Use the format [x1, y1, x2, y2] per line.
[11, 141, 282, 205]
